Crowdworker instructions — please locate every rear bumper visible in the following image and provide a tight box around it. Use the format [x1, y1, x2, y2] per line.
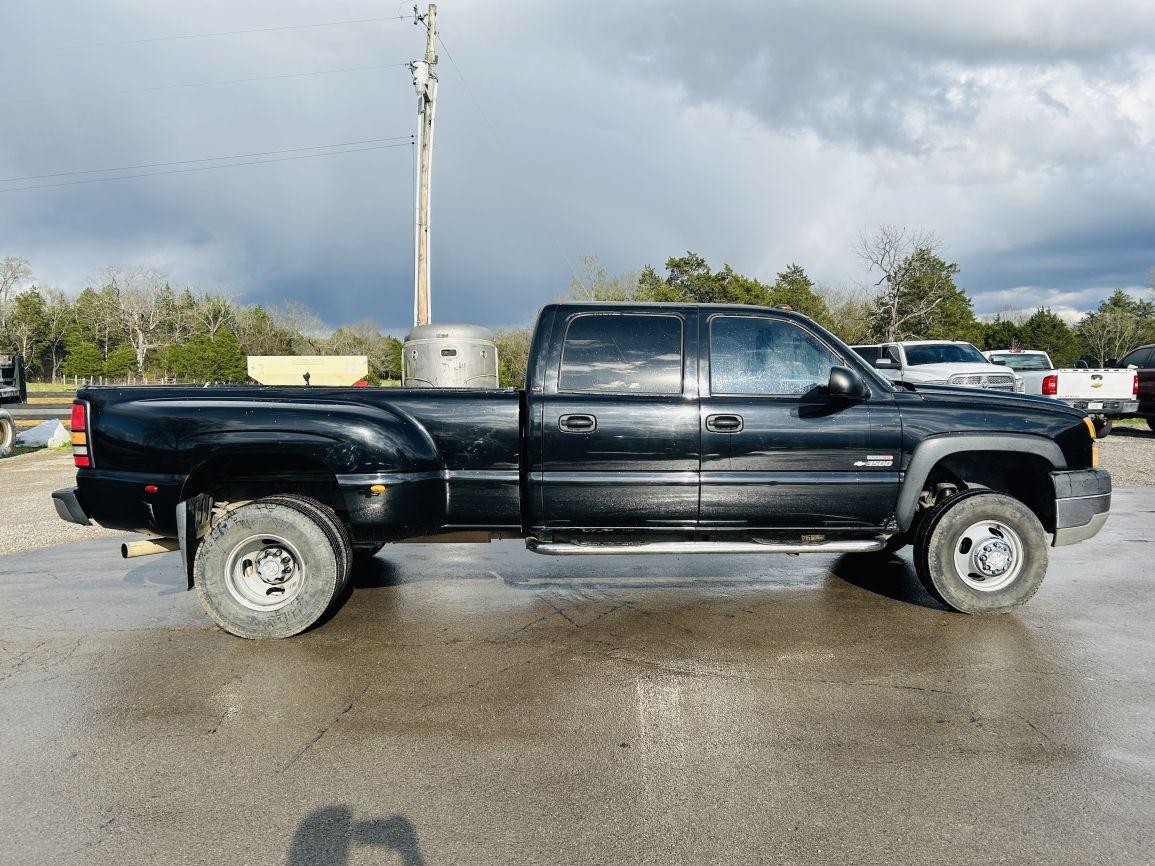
[52, 487, 91, 526]
[1065, 399, 1139, 416]
[1051, 469, 1110, 546]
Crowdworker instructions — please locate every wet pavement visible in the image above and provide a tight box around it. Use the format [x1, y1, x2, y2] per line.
[1, 489, 1152, 865]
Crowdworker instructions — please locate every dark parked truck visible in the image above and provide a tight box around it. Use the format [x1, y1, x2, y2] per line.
[54, 303, 1111, 638]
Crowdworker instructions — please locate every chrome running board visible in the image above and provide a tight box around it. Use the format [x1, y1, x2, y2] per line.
[525, 538, 885, 556]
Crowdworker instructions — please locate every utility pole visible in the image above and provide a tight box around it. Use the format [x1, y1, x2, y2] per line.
[410, 4, 437, 327]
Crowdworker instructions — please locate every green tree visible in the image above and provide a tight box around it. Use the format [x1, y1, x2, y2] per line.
[167, 330, 247, 382]
[103, 344, 137, 378]
[494, 327, 532, 388]
[4, 289, 47, 375]
[865, 245, 978, 342]
[980, 316, 1023, 351]
[61, 342, 105, 379]
[767, 264, 833, 327]
[1019, 308, 1080, 367]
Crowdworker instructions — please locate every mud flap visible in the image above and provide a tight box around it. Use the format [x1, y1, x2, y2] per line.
[175, 493, 213, 590]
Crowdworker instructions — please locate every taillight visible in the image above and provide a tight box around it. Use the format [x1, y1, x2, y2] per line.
[71, 402, 91, 467]
[1042, 374, 1058, 396]
[1134, 373, 1140, 397]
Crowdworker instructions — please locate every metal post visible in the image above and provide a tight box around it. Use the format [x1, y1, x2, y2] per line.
[411, 4, 438, 327]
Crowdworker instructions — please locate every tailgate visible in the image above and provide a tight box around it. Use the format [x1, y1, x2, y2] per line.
[1057, 370, 1134, 400]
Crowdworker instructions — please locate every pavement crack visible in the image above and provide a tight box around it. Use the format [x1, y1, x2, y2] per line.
[278, 682, 370, 773]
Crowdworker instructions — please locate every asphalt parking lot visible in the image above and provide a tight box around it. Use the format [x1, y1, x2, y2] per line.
[1, 489, 1152, 865]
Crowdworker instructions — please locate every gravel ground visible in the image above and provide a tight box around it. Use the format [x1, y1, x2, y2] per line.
[0, 449, 124, 556]
[2, 425, 1152, 556]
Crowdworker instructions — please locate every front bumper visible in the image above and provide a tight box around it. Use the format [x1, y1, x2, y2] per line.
[1051, 469, 1111, 546]
[52, 487, 91, 526]
[1065, 399, 1139, 416]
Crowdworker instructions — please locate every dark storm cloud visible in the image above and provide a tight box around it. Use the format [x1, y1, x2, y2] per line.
[0, 0, 1152, 333]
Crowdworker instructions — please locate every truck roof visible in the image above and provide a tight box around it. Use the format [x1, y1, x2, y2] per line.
[544, 301, 819, 326]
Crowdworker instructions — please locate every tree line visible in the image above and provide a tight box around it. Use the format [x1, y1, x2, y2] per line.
[3, 227, 1153, 388]
[0, 258, 403, 384]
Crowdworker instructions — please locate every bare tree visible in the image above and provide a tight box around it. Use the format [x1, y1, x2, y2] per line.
[0, 255, 34, 330]
[1078, 307, 1146, 366]
[190, 291, 237, 338]
[100, 265, 173, 374]
[565, 254, 642, 302]
[269, 301, 329, 352]
[815, 283, 873, 344]
[854, 225, 950, 341]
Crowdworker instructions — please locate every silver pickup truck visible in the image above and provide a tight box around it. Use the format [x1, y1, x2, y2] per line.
[984, 349, 1138, 436]
[0, 353, 27, 458]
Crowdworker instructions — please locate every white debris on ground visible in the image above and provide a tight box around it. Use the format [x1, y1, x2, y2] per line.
[15, 420, 70, 448]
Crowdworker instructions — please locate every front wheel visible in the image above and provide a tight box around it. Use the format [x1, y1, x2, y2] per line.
[194, 500, 345, 639]
[914, 490, 1048, 614]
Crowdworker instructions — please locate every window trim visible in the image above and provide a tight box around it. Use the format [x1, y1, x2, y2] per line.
[557, 311, 686, 397]
[706, 313, 847, 398]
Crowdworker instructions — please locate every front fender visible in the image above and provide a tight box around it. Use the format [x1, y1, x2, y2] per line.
[896, 433, 1066, 530]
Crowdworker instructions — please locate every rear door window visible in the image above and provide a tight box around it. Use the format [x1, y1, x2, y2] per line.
[559, 313, 683, 394]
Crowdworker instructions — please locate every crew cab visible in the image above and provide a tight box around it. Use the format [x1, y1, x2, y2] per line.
[54, 304, 1110, 639]
[851, 340, 1023, 393]
[984, 348, 1138, 436]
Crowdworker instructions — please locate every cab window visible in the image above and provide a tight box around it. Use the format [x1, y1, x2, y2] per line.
[710, 315, 840, 396]
[559, 313, 683, 394]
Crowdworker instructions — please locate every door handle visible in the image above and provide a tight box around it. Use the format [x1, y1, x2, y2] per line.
[559, 413, 597, 433]
[706, 413, 743, 433]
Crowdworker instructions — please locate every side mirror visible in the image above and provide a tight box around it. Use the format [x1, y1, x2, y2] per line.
[1072, 360, 1088, 369]
[827, 366, 869, 400]
[873, 357, 897, 369]
[991, 358, 1007, 366]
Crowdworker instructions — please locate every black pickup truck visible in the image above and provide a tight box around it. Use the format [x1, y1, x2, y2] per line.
[54, 303, 1110, 638]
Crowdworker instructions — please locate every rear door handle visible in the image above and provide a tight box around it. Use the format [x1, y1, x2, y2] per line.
[706, 413, 743, 433]
[559, 413, 597, 433]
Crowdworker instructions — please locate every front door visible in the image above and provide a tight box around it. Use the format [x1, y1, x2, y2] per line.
[699, 312, 900, 529]
[538, 309, 699, 528]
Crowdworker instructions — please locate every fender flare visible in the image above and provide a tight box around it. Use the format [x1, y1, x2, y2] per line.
[896, 434, 1066, 530]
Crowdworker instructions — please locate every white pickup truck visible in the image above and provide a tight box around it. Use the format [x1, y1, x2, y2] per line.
[984, 349, 1138, 436]
[851, 340, 1022, 393]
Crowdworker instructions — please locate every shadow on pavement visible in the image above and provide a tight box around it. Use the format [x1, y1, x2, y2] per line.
[827, 551, 950, 611]
[288, 807, 425, 866]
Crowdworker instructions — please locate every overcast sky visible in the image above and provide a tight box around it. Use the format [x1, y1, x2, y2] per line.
[2, 0, 1153, 334]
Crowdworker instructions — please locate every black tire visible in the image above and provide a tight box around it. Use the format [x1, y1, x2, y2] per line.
[1093, 417, 1113, 438]
[260, 494, 352, 590]
[194, 500, 345, 639]
[914, 490, 1048, 614]
[1147, 417, 1155, 433]
[0, 410, 14, 458]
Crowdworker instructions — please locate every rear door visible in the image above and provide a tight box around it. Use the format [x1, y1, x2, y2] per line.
[699, 312, 900, 529]
[537, 309, 700, 528]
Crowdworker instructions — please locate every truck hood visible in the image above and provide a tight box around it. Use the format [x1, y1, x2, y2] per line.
[908, 383, 1084, 417]
[902, 362, 1013, 381]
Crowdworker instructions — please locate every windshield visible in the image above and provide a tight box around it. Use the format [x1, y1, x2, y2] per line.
[989, 353, 1052, 371]
[903, 343, 987, 366]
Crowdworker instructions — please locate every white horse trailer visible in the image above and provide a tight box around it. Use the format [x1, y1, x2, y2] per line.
[402, 324, 499, 388]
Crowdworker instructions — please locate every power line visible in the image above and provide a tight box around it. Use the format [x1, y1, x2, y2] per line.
[1, 16, 414, 56]
[0, 142, 412, 194]
[0, 64, 410, 106]
[0, 136, 414, 183]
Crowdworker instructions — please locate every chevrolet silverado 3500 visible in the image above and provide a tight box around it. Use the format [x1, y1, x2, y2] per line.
[54, 303, 1110, 638]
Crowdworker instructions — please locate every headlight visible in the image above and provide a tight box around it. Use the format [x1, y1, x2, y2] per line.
[1014, 378, 1025, 392]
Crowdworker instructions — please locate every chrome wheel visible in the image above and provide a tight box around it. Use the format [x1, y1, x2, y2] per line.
[953, 519, 1023, 592]
[224, 534, 306, 611]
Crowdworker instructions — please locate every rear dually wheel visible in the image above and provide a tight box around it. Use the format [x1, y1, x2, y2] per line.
[194, 500, 345, 639]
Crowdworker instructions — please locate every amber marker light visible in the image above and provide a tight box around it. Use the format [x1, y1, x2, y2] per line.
[370, 484, 387, 495]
